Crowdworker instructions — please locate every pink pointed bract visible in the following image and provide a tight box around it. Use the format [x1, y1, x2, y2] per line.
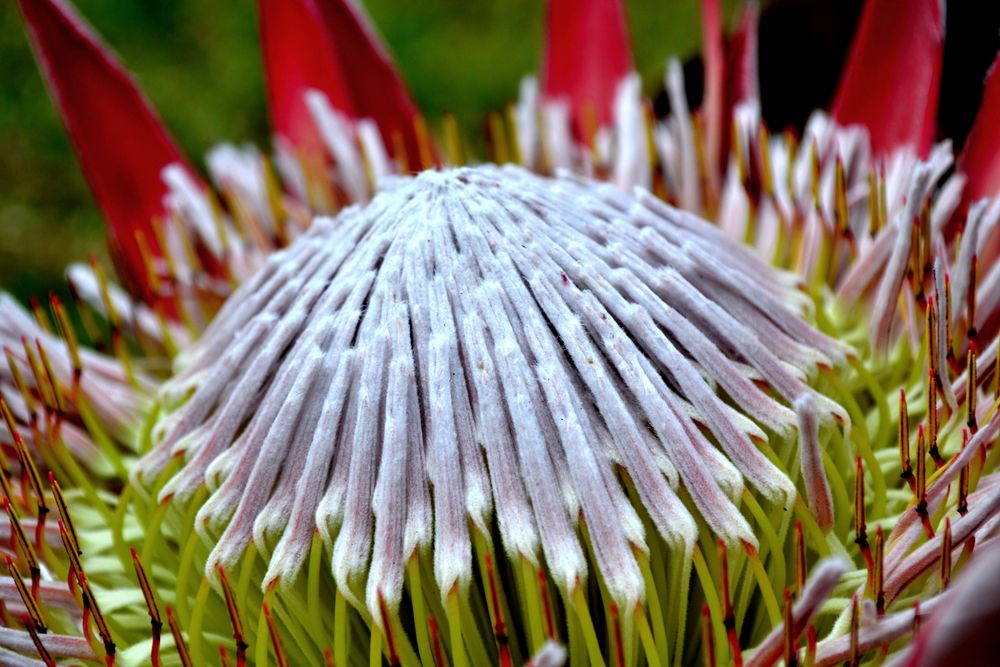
[542, 0, 633, 140]
[260, 0, 432, 169]
[723, 2, 759, 129]
[258, 0, 354, 157]
[831, 0, 944, 158]
[16, 0, 203, 312]
[956, 51, 1000, 225]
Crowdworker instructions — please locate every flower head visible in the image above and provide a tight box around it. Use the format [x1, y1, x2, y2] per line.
[2, 0, 1000, 666]
[142, 163, 848, 617]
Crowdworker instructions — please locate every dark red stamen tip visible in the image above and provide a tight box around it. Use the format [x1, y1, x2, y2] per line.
[793, 520, 806, 597]
[940, 518, 953, 589]
[166, 605, 193, 667]
[483, 552, 512, 665]
[701, 602, 716, 667]
[263, 603, 289, 667]
[376, 590, 400, 666]
[537, 568, 556, 641]
[855, 457, 874, 579]
[130, 548, 162, 666]
[22, 613, 56, 667]
[610, 602, 626, 667]
[873, 525, 885, 616]
[782, 587, 798, 667]
[217, 566, 248, 666]
[718, 541, 742, 667]
[428, 615, 447, 667]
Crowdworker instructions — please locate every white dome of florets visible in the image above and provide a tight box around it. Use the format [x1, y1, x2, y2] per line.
[138, 164, 848, 619]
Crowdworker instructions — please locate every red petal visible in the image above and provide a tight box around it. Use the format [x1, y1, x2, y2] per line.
[542, 0, 634, 141]
[957, 51, 1000, 212]
[16, 0, 198, 310]
[259, 0, 432, 169]
[831, 0, 943, 158]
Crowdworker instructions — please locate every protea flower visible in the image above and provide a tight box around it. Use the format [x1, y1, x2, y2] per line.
[3, 0, 1000, 666]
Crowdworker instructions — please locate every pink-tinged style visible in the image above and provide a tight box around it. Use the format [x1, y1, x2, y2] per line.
[745, 558, 847, 667]
[831, 0, 943, 158]
[542, 0, 634, 141]
[259, 0, 431, 170]
[956, 52, 1000, 219]
[899, 544, 1000, 667]
[15, 0, 198, 309]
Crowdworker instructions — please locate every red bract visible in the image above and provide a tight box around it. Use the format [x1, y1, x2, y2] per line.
[16, 0, 198, 309]
[258, 0, 352, 157]
[723, 3, 759, 121]
[542, 0, 633, 141]
[259, 0, 431, 170]
[956, 52, 1000, 217]
[831, 0, 943, 158]
[699, 0, 725, 180]
[702, 0, 759, 182]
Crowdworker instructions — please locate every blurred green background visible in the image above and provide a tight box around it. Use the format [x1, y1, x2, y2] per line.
[0, 0, 741, 303]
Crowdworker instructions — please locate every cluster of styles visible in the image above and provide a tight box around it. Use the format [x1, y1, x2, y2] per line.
[3, 0, 1000, 665]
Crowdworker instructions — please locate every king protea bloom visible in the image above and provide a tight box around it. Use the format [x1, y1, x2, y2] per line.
[3, 0, 1000, 666]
